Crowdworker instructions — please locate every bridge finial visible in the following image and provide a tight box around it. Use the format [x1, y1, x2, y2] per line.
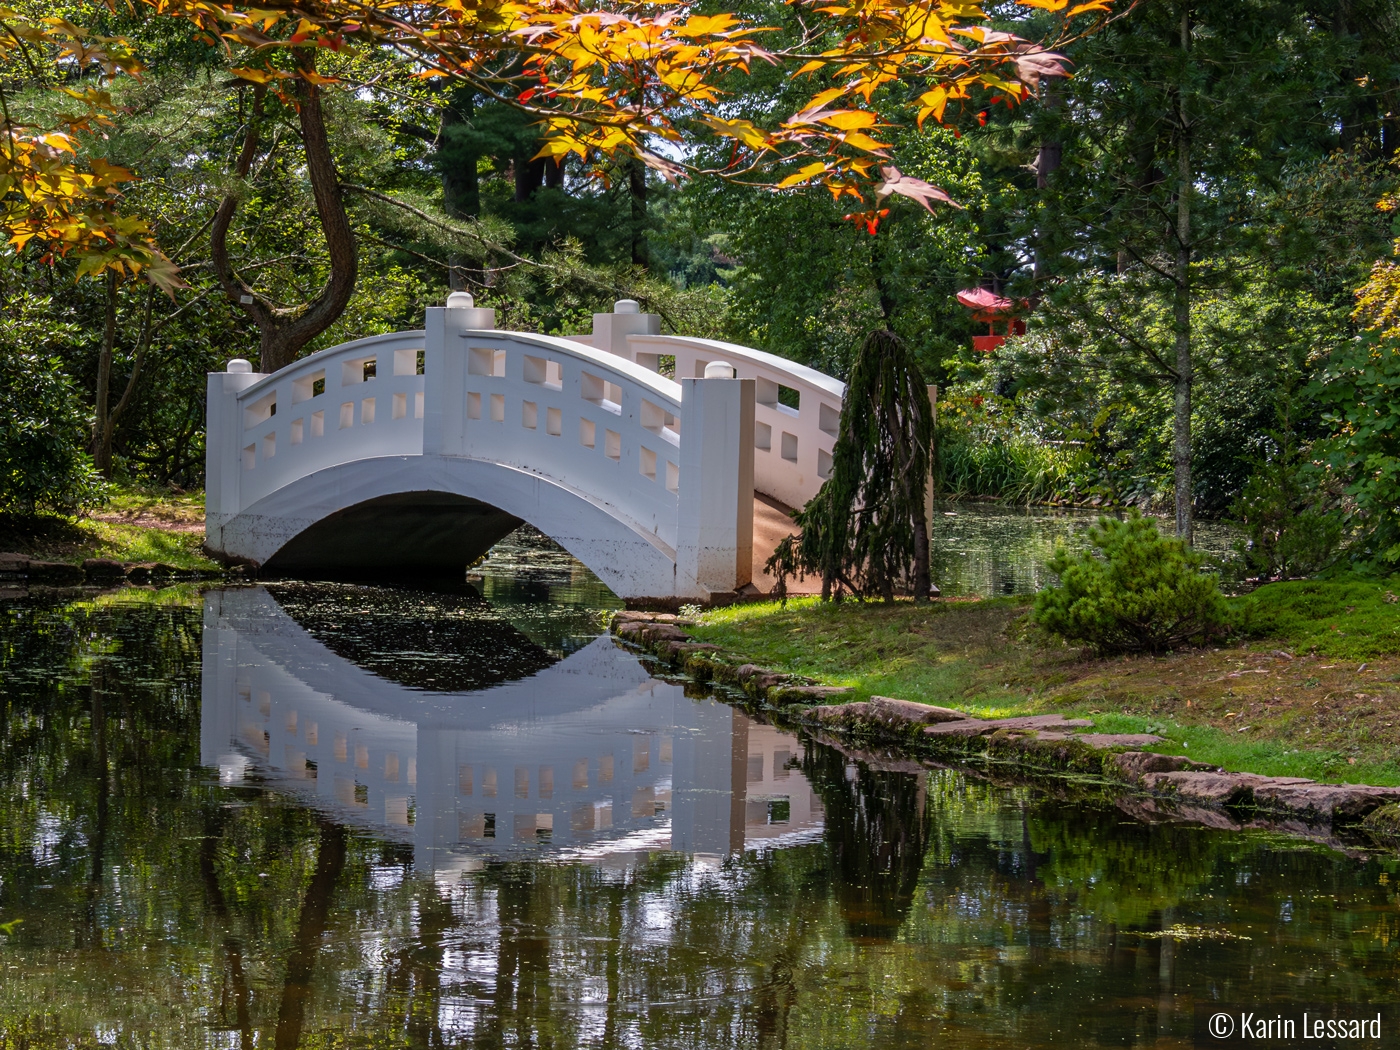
[446, 291, 476, 309]
[704, 361, 736, 379]
[227, 358, 253, 373]
[613, 299, 640, 314]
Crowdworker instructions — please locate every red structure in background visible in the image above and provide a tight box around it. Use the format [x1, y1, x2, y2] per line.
[956, 288, 1028, 352]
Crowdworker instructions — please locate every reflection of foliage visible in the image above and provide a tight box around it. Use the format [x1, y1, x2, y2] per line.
[269, 582, 556, 691]
[5, 597, 1400, 1047]
[800, 743, 932, 941]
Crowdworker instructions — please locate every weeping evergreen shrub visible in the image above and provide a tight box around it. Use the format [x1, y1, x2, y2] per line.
[766, 330, 934, 602]
[1032, 512, 1230, 654]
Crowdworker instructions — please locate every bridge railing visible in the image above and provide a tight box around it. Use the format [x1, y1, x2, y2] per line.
[215, 331, 428, 511]
[207, 300, 759, 595]
[626, 334, 845, 511]
[423, 315, 688, 551]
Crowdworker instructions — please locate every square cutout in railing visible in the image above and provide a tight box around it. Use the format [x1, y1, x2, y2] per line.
[524, 355, 564, 390]
[490, 393, 505, 422]
[522, 401, 538, 429]
[580, 418, 596, 449]
[781, 431, 798, 462]
[546, 407, 562, 436]
[757, 377, 801, 412]
[293, 369, 325, 405]
[290, 418, 304, 445]
[604, 429, 621, 461]
[755, 421, 772, 451]
[469, 347, 507, 377]
[341, 357, 376, 385]
[639, 446, 657, 481]
[311, 410, 324, 438]
[392, 392, 407, 420]
[244, 390, 276, 429]
[467, 392, 481, 420]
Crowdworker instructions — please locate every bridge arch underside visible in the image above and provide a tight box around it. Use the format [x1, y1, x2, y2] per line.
[210, 457, 688, 598]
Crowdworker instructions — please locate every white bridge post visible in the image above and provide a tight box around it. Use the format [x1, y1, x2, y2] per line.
[204, 358, 265, 538]
[677, 374, 756, 595]
[423, 293, 497, 456]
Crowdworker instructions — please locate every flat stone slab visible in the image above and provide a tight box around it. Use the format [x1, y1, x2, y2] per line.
[1252, 782, 1400, 822]
[1034, 732, 1166, 749]
[924, 715, 1094, 738]
[1112, 752, 1218, 779]
[772, 684, 854, 705]
[868, 696, 971, 725]
[1140, 771, 1315, 805]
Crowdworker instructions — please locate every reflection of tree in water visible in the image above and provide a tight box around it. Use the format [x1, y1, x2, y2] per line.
[801, 740, 931, 942]
[269, 582, 556, 692]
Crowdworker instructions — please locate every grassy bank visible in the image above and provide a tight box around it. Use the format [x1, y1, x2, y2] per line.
[0, 487, 217, 572]
[687, 575, 1400, 787]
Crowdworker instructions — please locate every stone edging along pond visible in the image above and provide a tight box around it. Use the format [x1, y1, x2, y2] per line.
[611, 611, 1400, 850]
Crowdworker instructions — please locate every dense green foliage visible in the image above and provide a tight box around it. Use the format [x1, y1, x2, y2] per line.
[0, 302, 106, 515]
[1033, 513, 1230, 653]
[1314, 334, 1400, 570]
[0, 0, 1396, 584]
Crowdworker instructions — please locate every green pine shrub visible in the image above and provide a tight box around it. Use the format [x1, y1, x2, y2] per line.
[1032, 512, 1230, 654]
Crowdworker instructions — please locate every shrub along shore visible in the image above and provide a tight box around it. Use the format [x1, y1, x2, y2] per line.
[610, 575, 1400, 847]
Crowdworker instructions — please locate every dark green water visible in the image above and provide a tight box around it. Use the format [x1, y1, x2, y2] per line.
[0, 538, 1394, 1050]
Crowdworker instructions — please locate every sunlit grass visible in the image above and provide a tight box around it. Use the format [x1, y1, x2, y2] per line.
[690, 588, 1400, 786]
[78, 520, 216, 570]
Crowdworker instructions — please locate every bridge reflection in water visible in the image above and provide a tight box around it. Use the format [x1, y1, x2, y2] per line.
[201, 587, 822, 871]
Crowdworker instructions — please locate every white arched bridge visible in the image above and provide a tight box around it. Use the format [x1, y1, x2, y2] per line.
[205, 298, 852, 600]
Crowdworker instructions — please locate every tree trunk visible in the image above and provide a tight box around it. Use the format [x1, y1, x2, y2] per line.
[628, 157, 649, 267]
[1033, 78, 1063, 287]
[211, 52, 359, 376]
[911, 384, 934, 601]
[1172, 6, 1194, 544]
[273, 820, 346, 1050]
[91, 271, 117, 477]
[440, 90, 480, 221]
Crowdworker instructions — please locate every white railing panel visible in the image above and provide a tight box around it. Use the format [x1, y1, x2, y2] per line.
[452, 332, 684, 550]
[234, 333, 426, 508]
[628, 335, 845, 510]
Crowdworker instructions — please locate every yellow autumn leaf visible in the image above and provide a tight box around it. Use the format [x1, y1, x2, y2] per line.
[840, 131, 892, 153]
[777, 161, 830, 188]
[818, 109, 879, 130]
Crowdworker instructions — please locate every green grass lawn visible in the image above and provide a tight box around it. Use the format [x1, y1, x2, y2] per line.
[0, 485, 218, 571]
[687, 575, 1400, 786]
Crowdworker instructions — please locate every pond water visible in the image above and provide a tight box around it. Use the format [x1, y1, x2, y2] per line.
[928, 502, 1242, 597]
[0, 535, 1390, 1050]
